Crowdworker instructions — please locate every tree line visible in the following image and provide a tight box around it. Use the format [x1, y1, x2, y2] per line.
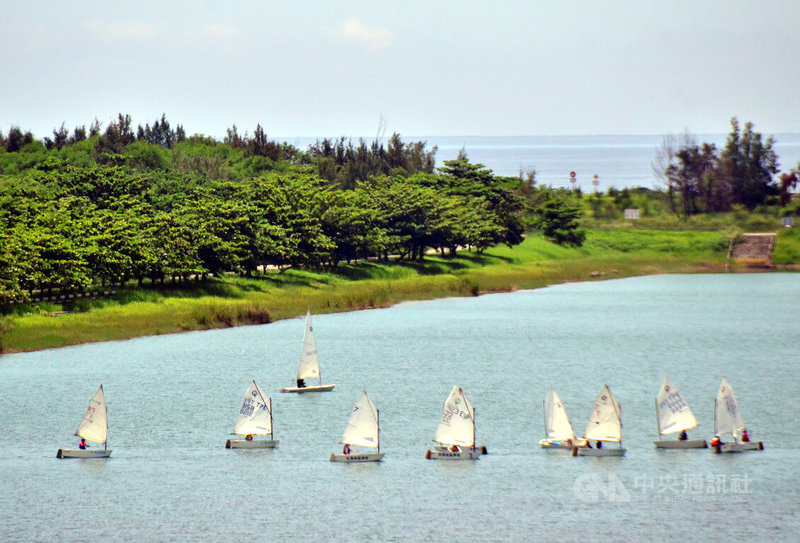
[1, 115, 585, 304]
[653, 118, 799, 217]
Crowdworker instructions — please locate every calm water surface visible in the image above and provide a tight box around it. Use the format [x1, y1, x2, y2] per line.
[287, 134, 800, 191]
[1, 274, 799, 541]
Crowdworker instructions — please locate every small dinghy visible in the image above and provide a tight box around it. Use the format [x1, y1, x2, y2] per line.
[425, 386, 483, 460]
[57, 385, 112, 459]
[330, 391, 384, 462]
[573, 385, 626, 457]
[653, 378, 707, 449]
[226, 380, 279, 449]
[539, 388, 587, 449]
[279, 311, 336, 393]
[711, 378, 764, 453]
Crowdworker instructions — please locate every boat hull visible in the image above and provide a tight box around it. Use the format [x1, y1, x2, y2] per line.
[330, 452, 385, 463]
[654, 439, 708, 449]
[539, 439, 588, 449]
[57, 448, 112, 458]
[279, 384, 336, 393]
[226, 439, 279, 449]
[713, 441, 764, 453]
[572, 446, 626, 457]
[433, 444, 488, 455]
[425, 448, 481, 460]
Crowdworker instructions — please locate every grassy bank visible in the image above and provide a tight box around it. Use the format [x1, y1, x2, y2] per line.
[0, 229, 739, 354]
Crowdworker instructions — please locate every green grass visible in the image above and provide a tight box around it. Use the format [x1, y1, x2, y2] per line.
[772, 228, 800, 265]
[0, 228, 787, 354]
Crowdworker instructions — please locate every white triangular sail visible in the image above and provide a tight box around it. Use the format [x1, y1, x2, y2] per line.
[544, 388, 577, 442]
[655, 377, 699, 435]
[297, 311, 320, 381]
[75, 385, 108, 444]
[340, 392, 379, 449]
[232, 381, 273, 436]
[433, 385, 475, 447]
[714, 378, 745, 439]
[583, 385, 622, 442]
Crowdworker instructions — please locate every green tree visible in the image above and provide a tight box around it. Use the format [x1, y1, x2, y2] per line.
[719, 118, 779, 209]
[532, 192, 586, 247]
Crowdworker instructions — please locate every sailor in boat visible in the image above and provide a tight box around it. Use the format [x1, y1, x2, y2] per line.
[679, 430, 688, 441]
[595, 441, 602, 449]
[343, 444, 351, 455]
[245, 434, 253, 441]
[741, 429, 750, 442]
[710, 434, 722, 447]
[79, 438, 88, 450]
[448, 444, 461, 452]
[297, 378, 306, 388]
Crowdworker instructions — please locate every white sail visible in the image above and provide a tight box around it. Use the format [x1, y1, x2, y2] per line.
[544, 388, 577, 441]
[583, 385, 622, 442]
[232, 381, 273, 436]
[714, 378, 745, 439]
[340, 392, 380, 449]
[433, 386, 475, 447]
[75, 385, 108, 444]
[655, 377, 699, 435]
[297, 311, 320, 381]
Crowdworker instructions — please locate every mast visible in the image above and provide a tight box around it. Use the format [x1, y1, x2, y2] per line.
[376, 407, 380, 453]
[269, 396, 274, 441]
[543, 398, 547, 439]
[472, 406, 477, 449]
[655, 398, 661, 440]
[713, 398, 717, 436]
[105, 385, 108, 451]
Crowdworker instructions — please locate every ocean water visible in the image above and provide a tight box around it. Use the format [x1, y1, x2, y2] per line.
[1, 273, 798, 541]
[287, 134, 800, 191]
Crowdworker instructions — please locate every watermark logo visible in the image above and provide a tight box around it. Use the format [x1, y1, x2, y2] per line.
[573, 472, 631, 503]
[573, 472, 753, 504]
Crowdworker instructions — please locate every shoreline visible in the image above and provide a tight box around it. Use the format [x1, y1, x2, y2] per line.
[0, 252, 732, 355]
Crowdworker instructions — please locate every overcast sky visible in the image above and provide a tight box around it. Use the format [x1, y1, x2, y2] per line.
[2, 1, 798, 140]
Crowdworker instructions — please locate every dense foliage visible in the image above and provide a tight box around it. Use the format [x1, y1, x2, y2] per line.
[0, 115, 542, 304]
[653, 118, 798, 217]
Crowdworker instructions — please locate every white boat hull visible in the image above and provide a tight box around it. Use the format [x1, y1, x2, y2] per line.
[713, 441, 764, 453]
[433, 444, 488, 455]
[57, 448, 112, 458]
[425, 448, 481, 460]
[330, 452, 385, 462]
[279, 384, 336, 393]
[572, 446, 626, 457]
[226, 439, 279, 449]
[654, 439, 707, 449]
[539, 439, 588, 449]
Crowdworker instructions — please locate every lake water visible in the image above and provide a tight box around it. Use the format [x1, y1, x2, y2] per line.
[287, 133, 800, 191]
[1, 273, 799, 541]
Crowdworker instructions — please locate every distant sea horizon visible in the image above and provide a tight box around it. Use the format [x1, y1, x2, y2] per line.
[282, 133, 800, 192]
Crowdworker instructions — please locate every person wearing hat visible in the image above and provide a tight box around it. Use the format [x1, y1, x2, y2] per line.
[710, 434, 721, 447]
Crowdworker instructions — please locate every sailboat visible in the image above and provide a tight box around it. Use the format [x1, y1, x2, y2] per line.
[425, 385, 483, 460]
[226, 380, 279, 449]
[539, 388, 587, 449]
[56, 385, 112, 459]
[279, 311, 336, 393]
[330, 391, 385, 462]
[712, 378, 764, 453]
[653, 377, 707, 449]
[572, 385, 626, 457]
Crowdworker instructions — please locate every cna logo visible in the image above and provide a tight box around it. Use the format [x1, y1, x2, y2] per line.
[251, 390, 258, 397]
[664, 385, 670, 392]
[573, 473, 631, 503]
